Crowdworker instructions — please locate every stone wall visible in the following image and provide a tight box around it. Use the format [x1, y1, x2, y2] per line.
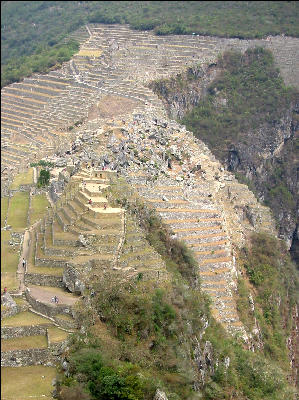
[1, 340, 67, 367]
[1, 348, 55, 367]
[1, 324, 50, 339]
[25, 272, 64, 288]
[1, 302, 29, 320]
[63, 263, 87, 294]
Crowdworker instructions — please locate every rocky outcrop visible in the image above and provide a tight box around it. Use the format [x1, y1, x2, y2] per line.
[154, 389, 168, 400]
[148, 64, 219, 120]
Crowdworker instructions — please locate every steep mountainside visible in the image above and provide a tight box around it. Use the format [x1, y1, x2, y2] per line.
[149, 48, 299, 259]
[1, 21, 298, 400]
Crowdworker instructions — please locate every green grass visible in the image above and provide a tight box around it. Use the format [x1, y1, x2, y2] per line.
[1, 197, 9, 227]
[6, 191, 29, 231]
[10, 168, 33, 190]
[55, 313, 74, 321]
[47, 326, 69, 343]
[238, 232, 299, 365]
[1, 365, 56, 400]
[1, 231, 19, 292]
[28, 264, 63, 276]
[2, 335, 48, 351]
[2, 311, 52, 327]
[13, 296, 28, 307]
[30, 194, 49, 225]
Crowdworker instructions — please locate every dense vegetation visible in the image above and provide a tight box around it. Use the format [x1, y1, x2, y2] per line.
[237, 233, 298, 369]
[56, 180, 295, 400]
[181, 47, 297, 159]
[2, 1, 299, 87]
[2, 40, 79, 88]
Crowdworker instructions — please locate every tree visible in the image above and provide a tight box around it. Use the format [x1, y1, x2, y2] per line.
[37, 169, 50, 187]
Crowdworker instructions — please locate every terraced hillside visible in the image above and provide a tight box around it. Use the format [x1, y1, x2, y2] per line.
[2, 23, 288, 331]
[1, 23, 298, 399]
[1, 24, 299, 193]
[1, 166, 170, 397]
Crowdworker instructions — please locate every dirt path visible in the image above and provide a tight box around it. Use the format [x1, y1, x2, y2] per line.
[16, 222, 39, 294]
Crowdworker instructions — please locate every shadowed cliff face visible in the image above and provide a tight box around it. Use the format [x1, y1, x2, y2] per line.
[149, 49, 299, 261]
[225, 102, 298, 247]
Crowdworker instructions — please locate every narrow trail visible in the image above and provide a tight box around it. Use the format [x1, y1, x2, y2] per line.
[16, 221, 39, 294]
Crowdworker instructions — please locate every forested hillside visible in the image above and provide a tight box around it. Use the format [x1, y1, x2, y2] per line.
[2, 1, 299, 87]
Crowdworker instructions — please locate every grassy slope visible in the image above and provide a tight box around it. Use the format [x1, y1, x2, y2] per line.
[2, 1, 299, 87]
[10, 168, 33, 190]
[237, 233, 298, 367]
[6, 191, 29, 231]
[181, 48, 297, 159]
[1, 230, 19, 292]
[2, 335, 48, 351]
[1, 365, 56, 399]
[1, 197, 9, 227]
[30, 193, 49, 225]
[2, 311, 52, 326]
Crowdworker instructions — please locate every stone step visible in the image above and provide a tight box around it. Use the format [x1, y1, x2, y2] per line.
[52, 220, 79, 247]
[77, 190, 108, 207]
[1, 99, 42, 112]
[56, 210, 70, 231]
[200, 279, 227, 289]
[68, 199, 86, 216]
[2, 108, 36, 120]
[80, 214, 122, 230]
[1, 92, 48, 105]
[4, 86, 55, 101]
[164, 217, 222, 227]
[35, 236, 67, 269]
[190, 240, 228, 250]
[199, 256, 232, 265]
[180, 232, 228, 246]
[2, 116, 24, 127]
[175, 227, 224, 239]
[60, 204, 77, 224]
[195, 248, 228, 258]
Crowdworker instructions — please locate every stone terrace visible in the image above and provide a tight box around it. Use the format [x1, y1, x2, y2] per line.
[2, 166, 169, 371]
[2, 24, 298, 187]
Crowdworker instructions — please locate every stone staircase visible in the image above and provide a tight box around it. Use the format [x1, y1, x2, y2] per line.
[1, 168, 125, 369]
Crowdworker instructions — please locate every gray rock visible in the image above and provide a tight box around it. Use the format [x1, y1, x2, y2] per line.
[55, 159, 67, 167]
[154, 389, 168, 400]
[1, 293, 17, 308]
